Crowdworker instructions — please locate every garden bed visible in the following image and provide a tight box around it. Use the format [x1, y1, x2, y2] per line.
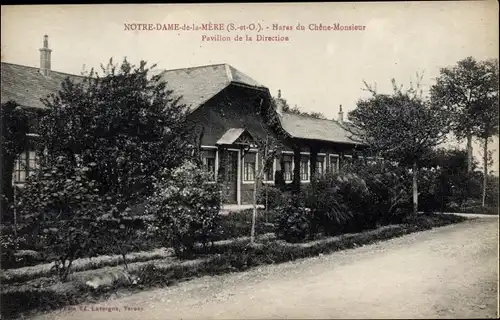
[0, 209, 274, 270]
[1, 213, 467, 320]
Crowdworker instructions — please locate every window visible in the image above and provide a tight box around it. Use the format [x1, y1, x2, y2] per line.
[13, 150, 39, 184]
[201, 149, 216, 181]
[300, 158, 310, 181]
[329, 154, 339, 173]
[283, 155, 293, 181]
[316, 156, 325, 176]
[243, 152, 257, 182]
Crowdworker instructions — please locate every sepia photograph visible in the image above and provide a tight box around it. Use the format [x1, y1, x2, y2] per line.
[1, 2, 499, 319]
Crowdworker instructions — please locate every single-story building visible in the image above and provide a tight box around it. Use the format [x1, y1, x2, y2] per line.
[1, 35, 368, 205]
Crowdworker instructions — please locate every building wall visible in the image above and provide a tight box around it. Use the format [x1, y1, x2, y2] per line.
[191, 86, 365, 204]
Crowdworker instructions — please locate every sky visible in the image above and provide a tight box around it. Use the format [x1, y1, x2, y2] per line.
[1, 2, 499, 172]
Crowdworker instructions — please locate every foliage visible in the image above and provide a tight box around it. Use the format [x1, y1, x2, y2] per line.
[345, 161, 412, 224]
[273, 94, 326, 119]
[17, 155, 107, 280]
[431, 57, 499, 205]
[416, 167, 444, 213]
[484, 175, 499, 207]
[0, 213, 467, 320]
[0, 227, 29, 269]
[257, 184, 290, 210]
[430, 57, 499, 142]
[146, 161, 222, 259]
[214, 210, 276, 241]
[0, 101, 30, 168]
[0, 101, 30, 220]
[15, 58, 195, 280]
[349, 79, 450, 166]
[305, 173, 366, 236]
[273, 171, 373, 241]
[37, 58, 193, 206]
[348, 78, 450, 214]
[273, 200, 311, 243]
[420, 148, 475, 209]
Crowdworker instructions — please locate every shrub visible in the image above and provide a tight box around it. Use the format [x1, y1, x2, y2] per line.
[417, 167, 445, 213]
[258, 185, 290, 210]
[306, 172, 370, 235]
[146, 161, 222, 259]
[358, 162, 412, 225]
[485, 174, 499, 207]
[274, 198, 311, 243]
[216, 210, 275, 241]
[304, 182, 348, 237]
[16, 156, 108, 281]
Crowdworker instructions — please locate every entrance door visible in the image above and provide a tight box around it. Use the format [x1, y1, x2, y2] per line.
[221, 150, 238, 204]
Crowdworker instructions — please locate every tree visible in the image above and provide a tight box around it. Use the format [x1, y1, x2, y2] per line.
[421, 148, 475, 210]
[249, 133, 283, 243]
[430, 57, 498, 173]
[274, 95, 327, 119]
[469, 59, 499, 207]
[37, 58, 193, 207]
[348, 78, 450, 215]
[18, 58, 195, 277]
[0, 101, 30, 221]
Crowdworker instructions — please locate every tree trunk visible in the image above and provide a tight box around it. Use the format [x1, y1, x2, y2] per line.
[250, 175, 258, 244]
[466, 134, 473, 172]
[412, 161, 418, 215]
[482, 138, 488, 208]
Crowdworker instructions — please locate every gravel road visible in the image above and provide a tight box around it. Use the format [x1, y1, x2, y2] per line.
[29, 217, 499, 319]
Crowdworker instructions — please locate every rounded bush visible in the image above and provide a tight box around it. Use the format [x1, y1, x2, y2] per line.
[146, 161, 222, 259]
[274, 201, 311, 243]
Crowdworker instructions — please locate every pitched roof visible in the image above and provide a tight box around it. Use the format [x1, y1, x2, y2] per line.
[1, 62, 83, 109]
[1, 61, 364, 146]
[280, 112, 363, 145]
[216, 128, 247, 145]
[216, 128, 257, 145]
[156, 63, 265, 112]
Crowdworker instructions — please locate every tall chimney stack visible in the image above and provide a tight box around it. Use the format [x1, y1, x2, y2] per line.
[39, 35, 52, 77]
[338, 104, 344, 123]
[275, 89, 283, 116]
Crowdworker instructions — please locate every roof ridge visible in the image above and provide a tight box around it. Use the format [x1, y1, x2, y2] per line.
[1, 61, 85, 79]
[224, 64, 233, 82]
[160, 63, 229, 74]
[283, 111, 335, 122]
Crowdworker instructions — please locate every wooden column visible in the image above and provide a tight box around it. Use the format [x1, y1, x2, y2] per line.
[310, 146, 318, 182]
[292, 147, 301, 193]
[275, 152, 286, 191]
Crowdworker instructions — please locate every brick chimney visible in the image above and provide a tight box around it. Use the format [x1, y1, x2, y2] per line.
[275, 89, 283, 116]
[338, 104, 344, 123]
[39, 35, 52, 77]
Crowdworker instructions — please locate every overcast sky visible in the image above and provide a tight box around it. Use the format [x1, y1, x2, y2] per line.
[1, 2, 499, 172]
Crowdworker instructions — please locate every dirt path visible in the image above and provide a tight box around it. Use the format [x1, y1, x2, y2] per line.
[30, 217, 499, 319]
